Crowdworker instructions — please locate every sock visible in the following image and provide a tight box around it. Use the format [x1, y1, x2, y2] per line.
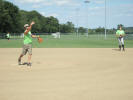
[122, 45, 125, 50]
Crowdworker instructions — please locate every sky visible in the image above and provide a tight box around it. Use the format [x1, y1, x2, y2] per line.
[6, 0, 133, 29]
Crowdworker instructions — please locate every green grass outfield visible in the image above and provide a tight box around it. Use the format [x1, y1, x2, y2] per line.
[0, 34, 133, 48]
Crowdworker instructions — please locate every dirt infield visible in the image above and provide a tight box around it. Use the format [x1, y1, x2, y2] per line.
[0, 48, 133, 100]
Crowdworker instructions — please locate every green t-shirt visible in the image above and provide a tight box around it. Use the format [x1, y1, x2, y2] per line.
[116, 30, 125, 36]
[24, 31, 32, 44]
[6, 33, 10, 38]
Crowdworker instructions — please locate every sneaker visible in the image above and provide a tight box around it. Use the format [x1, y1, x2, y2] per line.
[22, 62, 28, 65]
[27, 63, 32, 66]
[18, 59, 21, 65]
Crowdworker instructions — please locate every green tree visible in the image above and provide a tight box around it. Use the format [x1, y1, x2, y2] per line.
[19, 10, 60, 34]
[0, 0, 20, 33]
[95, 27, 105, 33]
[78, 27, 86, 35]
[66, 21, 75, 33]
[19, 10, 46, 33]
[60, 21, 75, 34]
[45, 16, 59, 34]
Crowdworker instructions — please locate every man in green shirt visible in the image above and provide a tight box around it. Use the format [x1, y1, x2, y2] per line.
[116, 26, 125, 51]
[18, 21, 40, 66]
[6, 32, 10, 41]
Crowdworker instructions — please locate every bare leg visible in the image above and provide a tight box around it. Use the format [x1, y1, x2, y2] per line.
[18, 54, 24, 65]
[27, 54, 32, 66]
[28, 54, 32, 63]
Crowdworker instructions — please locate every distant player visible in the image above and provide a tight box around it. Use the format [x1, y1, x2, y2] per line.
[18, 21, 40, 66]
[6, 32, 10, 41]
[116, 26, 125, 51]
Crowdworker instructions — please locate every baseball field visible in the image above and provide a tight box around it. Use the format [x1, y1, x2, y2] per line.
[0, 48, 133, 100]
[1, 0, 133, 99]
[0, 35, 133, 100]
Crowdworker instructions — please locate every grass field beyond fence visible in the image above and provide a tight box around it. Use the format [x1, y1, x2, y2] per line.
[0, 34, 133, 48]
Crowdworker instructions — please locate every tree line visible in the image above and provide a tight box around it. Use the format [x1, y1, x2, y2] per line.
[0, 0, 75, 35]
[0, 0, 133, 35]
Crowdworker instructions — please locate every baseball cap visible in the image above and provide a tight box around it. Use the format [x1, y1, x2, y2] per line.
[24, 24, 29, 28]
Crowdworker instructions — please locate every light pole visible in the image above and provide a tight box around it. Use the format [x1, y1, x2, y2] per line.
[105, 0, 107, 39]
[76, 8, 80, 38]
[84, 0, 90, 37]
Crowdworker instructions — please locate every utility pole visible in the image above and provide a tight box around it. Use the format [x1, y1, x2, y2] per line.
[84, 0, 90, 37]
